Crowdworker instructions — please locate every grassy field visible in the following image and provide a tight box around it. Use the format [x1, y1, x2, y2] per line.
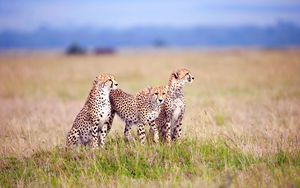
[0, 50, 299, 187]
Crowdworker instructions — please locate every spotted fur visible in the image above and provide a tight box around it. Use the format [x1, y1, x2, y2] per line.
[109, 86, 167, 144]
[66, 74, 118, 148]
[155, 68, 194, 143]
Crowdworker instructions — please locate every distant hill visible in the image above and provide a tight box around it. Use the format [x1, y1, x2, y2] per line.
[1, 22, 300, 49]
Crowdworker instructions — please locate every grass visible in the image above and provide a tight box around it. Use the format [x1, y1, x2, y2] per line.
[1, 138, 299, 187]
[0, 50, 300, 187]
[214, 113, 226, 126]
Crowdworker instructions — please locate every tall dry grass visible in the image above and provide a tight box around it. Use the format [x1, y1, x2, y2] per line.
[0, 50, 299, 187]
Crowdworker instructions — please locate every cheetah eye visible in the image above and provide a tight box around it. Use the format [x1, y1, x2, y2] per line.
[162, 92, 166, 95]
[154, 92, 159, 95]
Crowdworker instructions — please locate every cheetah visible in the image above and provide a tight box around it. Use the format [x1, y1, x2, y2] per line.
[155, 68, 194, 144]
[109, 86, 167, 144]
[66, 74, 118, 148]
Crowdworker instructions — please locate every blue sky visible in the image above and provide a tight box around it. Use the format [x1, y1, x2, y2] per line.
[0, 0, 300, 31]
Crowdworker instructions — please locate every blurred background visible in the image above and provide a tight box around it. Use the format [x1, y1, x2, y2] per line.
[0, 0, 300, 52]
[1, 1, 300, 186]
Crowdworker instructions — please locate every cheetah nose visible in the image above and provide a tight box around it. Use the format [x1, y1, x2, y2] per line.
[159, 99, 163, 103]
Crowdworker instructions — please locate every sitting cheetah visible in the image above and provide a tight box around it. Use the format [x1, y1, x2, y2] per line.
[155, 68, 194, 143]
[109, 86, 167, 144]
[66, 74, 118, 148]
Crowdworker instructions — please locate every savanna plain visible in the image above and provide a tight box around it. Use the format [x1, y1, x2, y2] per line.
[0, 50, 299, 187]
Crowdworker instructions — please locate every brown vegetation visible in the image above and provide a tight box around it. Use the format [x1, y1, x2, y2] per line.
[0, 50, 299, 186]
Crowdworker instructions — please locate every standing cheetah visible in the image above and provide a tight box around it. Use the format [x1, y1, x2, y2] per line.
[66, 74, 118, 148]
[155, 68, 194, 144]
[109, 86, 167, 144]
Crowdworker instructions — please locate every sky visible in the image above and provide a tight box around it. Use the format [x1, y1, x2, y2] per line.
[0, 0, 300, 31]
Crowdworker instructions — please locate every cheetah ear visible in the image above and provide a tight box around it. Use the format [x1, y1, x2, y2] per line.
[93, 79, 98, 85]
[146, 86, 152, 93]
[93, 77, 103, 87]
[172, 72, 179, 79]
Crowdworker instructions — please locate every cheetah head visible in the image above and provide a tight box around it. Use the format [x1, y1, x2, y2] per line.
[169, 68, 194, 87]
[149, 86, 167, 105]
[95, 74, 118, 90]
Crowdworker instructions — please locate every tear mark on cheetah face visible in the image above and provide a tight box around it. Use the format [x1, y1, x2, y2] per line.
[149, 86, 168, 105]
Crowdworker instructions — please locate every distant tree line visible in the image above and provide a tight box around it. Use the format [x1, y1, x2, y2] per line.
[65, 38, 168, 55]
[65, 43, 116, 55]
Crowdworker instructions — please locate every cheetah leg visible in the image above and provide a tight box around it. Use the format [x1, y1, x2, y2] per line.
[91, 124, 99, 148]
[107, 111, 115, 134]
[148, 120, 159, 143]
[124, 123, 135, 142]
[66, 128, 80, 147]
[172, 113, 184, 141]
[164, 122, 172, 144]
[172, 123, 182, 141]
[158, 125, 163, 139]
[137, 124, 146, 145]
[99, 123, 108, 148]
[163, 109, 173, 145]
